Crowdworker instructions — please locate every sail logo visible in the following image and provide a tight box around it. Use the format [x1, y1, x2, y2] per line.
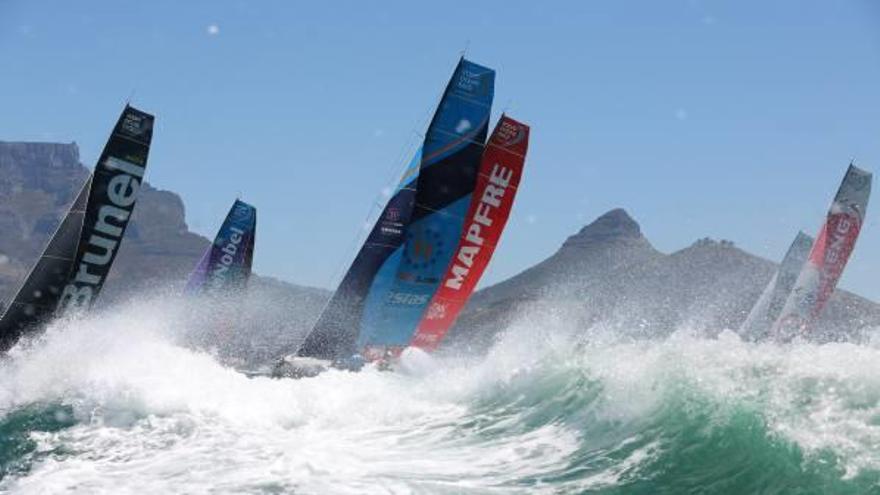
[403, 227, 444, 270]
[380, 207, 404, 236]
[425, 301, 446, 320]
[826, 215, 853, 265]
[444, 164, 513, 290]
[386, 208, 401, 223]
[457, 68, 489, 96]
[496, 121, 525, 147]
[56, 156, 145, 314]
[413, 238, 433, 262]
[209, 226, 247, 286]
[386, 292, 430, 306]
[120, 112, 148, 138]
[230, 203, 254, 223]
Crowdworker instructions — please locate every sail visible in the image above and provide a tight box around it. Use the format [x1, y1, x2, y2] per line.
[185, 199, 256, 294]
[358, 58, 495, 359]
[0, 105, 154, 351]
[296, 150, 421, 360]
[410, 115, 530, 351]
[773, 164, 872, 338]
[0, 177, 91, 350]
[739, 231, 813, 340]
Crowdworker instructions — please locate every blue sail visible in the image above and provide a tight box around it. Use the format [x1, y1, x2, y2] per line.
[296, 150, 421, 360]
[185, 199, 256, 294]
[358, 58, 495, 356]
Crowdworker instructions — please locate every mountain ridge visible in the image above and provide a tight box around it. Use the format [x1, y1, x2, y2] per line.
[447, 210, 880, 351]
[2, 140, 877, 364]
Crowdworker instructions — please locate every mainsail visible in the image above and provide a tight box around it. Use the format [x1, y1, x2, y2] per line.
[296, 150, 420, 361]
[357, 58, 495, 359]
[409, 115, 530, 351]
[772, 164, 872, 338]
[185, 199, 256, 294]
[739, 231, 813, 340]
[0, 105, 154, 351]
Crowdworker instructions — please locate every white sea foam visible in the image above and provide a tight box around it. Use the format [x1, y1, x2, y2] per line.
[0, 297, 879, 493]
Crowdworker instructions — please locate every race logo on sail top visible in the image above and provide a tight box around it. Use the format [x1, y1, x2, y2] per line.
[230, 202, 254, 224]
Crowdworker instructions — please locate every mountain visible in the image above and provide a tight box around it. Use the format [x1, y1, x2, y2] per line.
[3, 141, 878, 364]
[447, 209, 880, 351]
[0, 141, 328, 364]
[0, 141, 202, 296]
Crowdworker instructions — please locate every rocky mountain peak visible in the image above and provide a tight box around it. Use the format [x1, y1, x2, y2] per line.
[0, 141, 80, 171]
[562, 208, 643, 248]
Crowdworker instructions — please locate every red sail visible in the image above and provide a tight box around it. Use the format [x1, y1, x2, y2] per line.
[773, 164, 872, 336]
[410, 115, 530, 351]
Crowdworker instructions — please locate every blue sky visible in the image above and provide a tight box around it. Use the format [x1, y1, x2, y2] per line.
[2, 1, 880, 299]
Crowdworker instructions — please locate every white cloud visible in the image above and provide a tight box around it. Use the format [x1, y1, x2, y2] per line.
[207, 24, 220, 36]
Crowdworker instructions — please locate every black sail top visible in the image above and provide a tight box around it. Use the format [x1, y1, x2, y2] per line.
[0, 105, 154, 351]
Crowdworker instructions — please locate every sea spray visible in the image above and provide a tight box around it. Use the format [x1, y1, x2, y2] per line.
[1, 295, 880, 493]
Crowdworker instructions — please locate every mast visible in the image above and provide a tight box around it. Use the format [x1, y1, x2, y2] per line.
[0, 105, 154, 351]
[772, 164, 872, 339]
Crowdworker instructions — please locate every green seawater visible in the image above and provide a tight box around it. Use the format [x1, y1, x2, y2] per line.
[1, 307, 880, 493]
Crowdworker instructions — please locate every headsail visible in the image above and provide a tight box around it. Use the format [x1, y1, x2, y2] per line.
[296, 150, 420, 361]
[358, 58, 495, 359]
[0, 177, 91, 350]
[410, 115, 530, 351]
[185, 199, 256, 294]
[773, 164, 872, 338]
[0, 105, 154, 351]
[739, 231, 813, 340]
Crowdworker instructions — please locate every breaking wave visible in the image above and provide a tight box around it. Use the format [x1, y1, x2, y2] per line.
[1, 297, 880, 493]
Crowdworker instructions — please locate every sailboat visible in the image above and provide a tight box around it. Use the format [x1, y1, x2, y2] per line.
[185, 199, 256, 294]
[772, 164, 872, 339]
[407, 115, 530, 351]
[355, 59, 496, 361]
[0, 105, 154, 352]
[275, 58, 495, 376]
[739, 231, 813, 340]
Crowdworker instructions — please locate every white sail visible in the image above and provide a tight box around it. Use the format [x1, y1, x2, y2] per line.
[740, 231, 813, 340]
[773, 164, 872, 339]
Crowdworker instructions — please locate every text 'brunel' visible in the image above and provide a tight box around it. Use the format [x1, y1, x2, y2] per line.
[56, 156, 144, 314]
[209, 227, 246, 287]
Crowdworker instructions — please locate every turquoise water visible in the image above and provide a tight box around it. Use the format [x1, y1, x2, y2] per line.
[1, 301, 879, 493]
